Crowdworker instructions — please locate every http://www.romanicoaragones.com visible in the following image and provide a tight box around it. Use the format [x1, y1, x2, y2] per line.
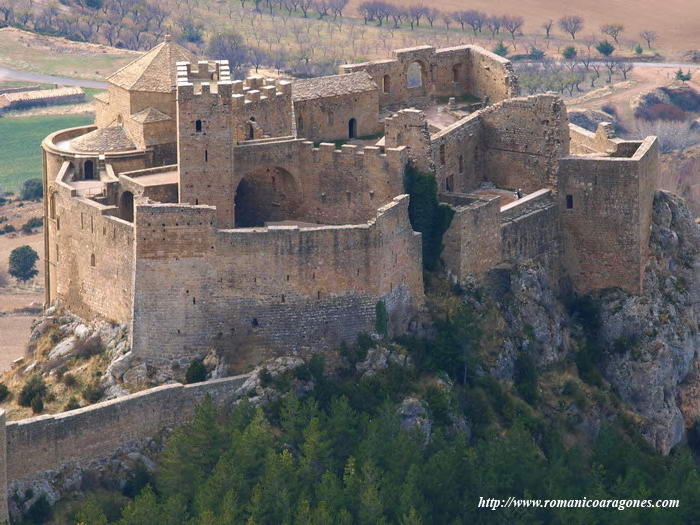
[478, 496, 679, 511]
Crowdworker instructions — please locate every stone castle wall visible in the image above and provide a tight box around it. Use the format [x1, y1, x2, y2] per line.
[45, 163, 135, 324]
[293, 90, 381, 142]
[558, 137, 659, 294]
[440, 193, 501, 282]
[340, 45, 517, 108]
[500, 189, 560, 279]
[431, 113, 482, 193]
[0, 375, 251, 522]
[478, 94, 569, 192]
[130, 196, 423, 368]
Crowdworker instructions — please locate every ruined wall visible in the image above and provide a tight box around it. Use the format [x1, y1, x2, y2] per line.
[500, 189, 560, 278]
[340, 45, 517, 108]
[479, 94, 569, 192]
[558, 138, 659, 294]
[294, 90, 381, 142]
[431, 113, 482, 192]
[384, 109, 433, 174]
[464, 47, 519, 102]
[2, 375, 249, 512]
[130, 196, 423, 368]
[440, 193, 501, 282]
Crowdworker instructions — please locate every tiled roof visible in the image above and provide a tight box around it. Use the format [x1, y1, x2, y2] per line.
[107, 39, 196, 93]
[71, 126, 136, 152]
[130, 107, 171, 123]
[292, 72, 377, 102]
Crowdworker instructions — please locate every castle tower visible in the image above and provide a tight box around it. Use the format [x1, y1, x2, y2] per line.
[176, 61, 235, 228]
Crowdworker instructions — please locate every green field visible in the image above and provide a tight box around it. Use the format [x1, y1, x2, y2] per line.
[0, 114, 93, 192]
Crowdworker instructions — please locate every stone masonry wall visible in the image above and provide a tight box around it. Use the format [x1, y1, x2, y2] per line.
[340, 45, 517, 108]
[431, 113, 482, 192]
[440, 193, 502, 282]
[558, 138, 659, 294]
[479, 94, 569, 193]
[130, 196, 423, 368]
[294, 90, 381, 142]
[47, 170, 134, 325]
[0, 375, 250, 522]
[500, 189, 560, 280]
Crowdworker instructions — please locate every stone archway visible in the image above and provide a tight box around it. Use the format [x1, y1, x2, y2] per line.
[234, 166, 302, 227]
[406, 61, 426, 89]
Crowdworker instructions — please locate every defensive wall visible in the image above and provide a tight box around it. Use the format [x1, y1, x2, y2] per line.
[292, 72, 381, 142]
[130, 195, 424, 368]
[0, 87, 85, 112]
[558, 136, 659, 294]
[0, 373, 252, 523]
[500, 189, 560, 280]
[340, 45, 518, 108]
[440, 193, 501, 282]
[44, 155, 136, 323]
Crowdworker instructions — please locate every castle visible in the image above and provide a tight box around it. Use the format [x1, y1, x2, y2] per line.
[42, 37, 659, 374]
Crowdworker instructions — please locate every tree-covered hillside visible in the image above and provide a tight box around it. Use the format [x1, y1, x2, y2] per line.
[64, 316, 700, 525]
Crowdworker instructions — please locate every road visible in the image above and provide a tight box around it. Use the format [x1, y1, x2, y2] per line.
[0, 65, 107, 89]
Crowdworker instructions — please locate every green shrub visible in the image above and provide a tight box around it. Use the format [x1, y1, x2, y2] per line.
[25, 494, 51, 524]
[375, 300, 388, 337]
[514, 352, 539, 405]
[75, 335, 104, 360]
[185, 359, 207, 384]
[64, 396, 80, 411]
[493, 41, 509, 57]
[0, 382, 9, 402]
[259, 367, 273, 387]
[18, 375, 47, 407]
[20, 178, 43, 201]
[21, 216, 43, 234]
[82, 382, 104, 403]
[403, 165, 454, 271]
[31, 396, 44, 414]
[63, 373, 77, 388]
[9, 244, 39, 282]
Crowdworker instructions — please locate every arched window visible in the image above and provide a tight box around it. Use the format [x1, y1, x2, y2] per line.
[84, 160, 94, 180]
[195, 119, 202, 132]
[407, 61, 424, 88]
[90, 253, 96, 267]
[348, 118, 357, 139]
[246, 121, 255, 140]
[298, 115, 304, 131]
[383, 74, 391, 94]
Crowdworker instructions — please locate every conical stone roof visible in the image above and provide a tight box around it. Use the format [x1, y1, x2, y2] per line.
[107, 36, 196, 93]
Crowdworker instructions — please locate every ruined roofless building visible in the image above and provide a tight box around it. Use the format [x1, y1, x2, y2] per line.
[42, 38, 658, 375]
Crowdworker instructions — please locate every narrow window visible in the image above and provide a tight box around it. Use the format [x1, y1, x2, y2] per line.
[383, 74, 391, 94]
[55, 244, 59, 262]
[195, 119, 202, 132]
[317, 291, 321, 299]
[566, 195, 574, 209]
[281, 294, 285, 303]
[298, 115, 304, 131]
[205, 149, 208, 162]
[458, 154, 464, 173]
[252, 318, 259, 327]
[439, 144, 446, 165]
[90, 253, 95, 267]
[193, 297, 196, 305]
[446, 175, 454, 192]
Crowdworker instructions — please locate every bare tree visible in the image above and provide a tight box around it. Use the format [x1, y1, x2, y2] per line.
[640, 30, 657, 49]
[462, 10, 486, 35]
[407, 4, 427, 30]
[425, 7, 439, 27]
[559, 15, 584, 39]
[486, 15, 503, 38]
[603, 59, 616, 82]
[329, 0, 347, 20]
[542, 19, 553, 39]
[616, 61, 634, 80]
[502, 15, 524, 50]
[590, 63, 601, 87]
[601, 23, 624, 44]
